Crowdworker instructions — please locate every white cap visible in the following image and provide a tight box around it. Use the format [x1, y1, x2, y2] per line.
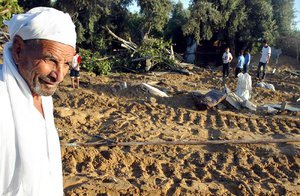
[4, 7, 77, 48]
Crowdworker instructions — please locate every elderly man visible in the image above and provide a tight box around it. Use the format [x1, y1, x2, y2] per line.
[0, 7, 76, 195]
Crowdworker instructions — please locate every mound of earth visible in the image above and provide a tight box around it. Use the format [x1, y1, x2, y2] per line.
[54, 56, 300, 195]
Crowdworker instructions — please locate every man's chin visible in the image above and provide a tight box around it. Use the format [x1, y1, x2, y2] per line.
[33, 86, 57, 96]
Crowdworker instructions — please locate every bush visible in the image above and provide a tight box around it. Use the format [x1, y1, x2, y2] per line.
[79, 49, 112, 75]
[134, 37, 175, 70]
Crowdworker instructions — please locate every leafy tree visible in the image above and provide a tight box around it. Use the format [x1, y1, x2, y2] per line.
[54, 0, 109, 47]
[54, 0, 132, 49]
[0, 0, 23, 29]
[165, 2, 190, 53]
[124, 12, 145, 43]
[271, 0, 295, 34]
[239, 0, 278, 51]
[216, 0, 247, 54]
[183, 0, 278, 54]
[183, 0, 222, 43]
[137, 0, 172, 40]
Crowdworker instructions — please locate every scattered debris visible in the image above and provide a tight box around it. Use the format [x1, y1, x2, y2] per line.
[173, 68, 193, 76]
[284, 70, 300, 77]
[225, 86, 243, 110]
[264, 103, 300, 112]
[193, 86, 258, 112]
[256, 82, 276, 91]
[217, 103, 227, 110]
[141, 83, 169, 97]
[257, 105, 278, 114]
[192, 89, 226, 110]
[280, 102, 287, 112]
[242, 100, 257, 111]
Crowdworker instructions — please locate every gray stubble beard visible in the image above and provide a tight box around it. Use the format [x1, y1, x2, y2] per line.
[32, 77, 57, 96]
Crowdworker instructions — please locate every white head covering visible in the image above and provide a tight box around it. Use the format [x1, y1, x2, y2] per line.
[4, 7, 76, 48]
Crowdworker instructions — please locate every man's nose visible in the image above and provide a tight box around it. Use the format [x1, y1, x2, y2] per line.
[49, 63, 65, 82]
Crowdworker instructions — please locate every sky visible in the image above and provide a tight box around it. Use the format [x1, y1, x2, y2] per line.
[129, 0, 300, 30]
[128, 0, 190, 12]
[295, 0, 300, 30]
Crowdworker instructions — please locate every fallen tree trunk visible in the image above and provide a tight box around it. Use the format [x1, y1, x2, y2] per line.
[131, 56, 155, 62]
[0, 8, 10, 15]
[164, 61, 193, 75]
[105, 26, 137, 51]
[63, 137, 300, 147]
[0, 31, 9, 41]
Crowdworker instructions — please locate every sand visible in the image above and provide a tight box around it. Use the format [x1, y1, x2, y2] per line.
[53, 55, 300, 195]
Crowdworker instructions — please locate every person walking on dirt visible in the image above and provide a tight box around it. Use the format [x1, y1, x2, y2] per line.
[70, 52, 81, 88]
[257, 40, 271, 80]
[243, 49, 251, 73]
[222, 47, 233, 78]
[235, 50, 245, 77]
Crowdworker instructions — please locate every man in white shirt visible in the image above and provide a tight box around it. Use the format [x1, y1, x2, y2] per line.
[257, 40, 271, 80]
[0, 7, 76, 196]
[222, 47, 233, 78]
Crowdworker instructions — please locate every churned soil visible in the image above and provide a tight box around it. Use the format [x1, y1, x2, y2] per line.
[54, 55, 300, 195]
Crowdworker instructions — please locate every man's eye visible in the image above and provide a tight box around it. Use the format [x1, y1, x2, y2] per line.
[45, 59, 57, 65]
[64, 62, 71, 68]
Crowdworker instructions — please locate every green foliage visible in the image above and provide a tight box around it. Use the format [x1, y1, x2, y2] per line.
[0, 0, 23, 28]
[135, 37, 174, 68]
[165, 2, 189, 53]
[242, 0, 278, 44]
[220, 0, 247, 39]
[79, 49, 112, 75]
[183, 1, 222, 43]
[94, 59, 112, 75]
[94, 36, 112, 54]
[271, 0, 295, 34]
[54, 0, 132, 48]
[137, 0, 172, 39]
[124, 12, 144, 43]
[183, 0, 279, 54]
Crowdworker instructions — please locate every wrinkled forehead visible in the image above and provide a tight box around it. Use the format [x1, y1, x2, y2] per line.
[23, 38, 75, 60]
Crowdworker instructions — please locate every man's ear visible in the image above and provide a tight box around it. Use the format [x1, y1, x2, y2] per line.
[12, 35, 26, 65]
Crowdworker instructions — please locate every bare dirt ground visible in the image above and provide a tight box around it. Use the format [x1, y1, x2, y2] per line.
[53, 55, 300, 195]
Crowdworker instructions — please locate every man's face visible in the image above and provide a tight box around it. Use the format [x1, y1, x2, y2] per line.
[13, 37, 75, 96]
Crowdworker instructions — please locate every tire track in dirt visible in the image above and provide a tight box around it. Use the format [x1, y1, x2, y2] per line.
[54, 71, 300, 195]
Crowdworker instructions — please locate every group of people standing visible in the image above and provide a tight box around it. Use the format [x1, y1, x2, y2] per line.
[222, 39, 271, 80]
